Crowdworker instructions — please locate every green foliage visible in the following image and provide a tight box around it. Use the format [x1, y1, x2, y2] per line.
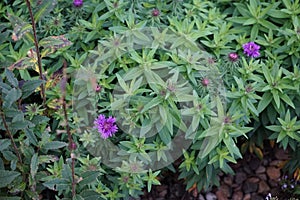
[0, 0, 300, 199]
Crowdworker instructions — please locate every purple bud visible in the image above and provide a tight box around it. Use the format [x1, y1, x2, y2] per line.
[95, 85, 101, 92]
[68, 142, 77, 150]
[73, 0, 83, 7]
[201, 78, 209, 87]
[245, 85, 252, 93]
[152, 9, 160, 17]
[224, 116, 231, 124]
[228, 52, 239, 62]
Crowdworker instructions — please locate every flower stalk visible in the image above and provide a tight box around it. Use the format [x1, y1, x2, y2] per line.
[61, 60, 76, 197]
[25, 0, 46, 107]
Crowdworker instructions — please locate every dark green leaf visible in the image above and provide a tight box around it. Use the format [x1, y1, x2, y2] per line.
[267, 9, 289, 18]
[0, 82, 12, 93]
[80, 190, 104, 200]
[42, 178, 69, 190]
[159, 127, 171, 145]
[10, 120, 31, 130]
[0, 158, 4, 170]
[227, 17, 249, 24]
[250, 24, 259, 40]
[43, 141, 68, 150]
[21, 80, 43, 99]
[78, 171, 101, 186]
[199, 137, 219, 158]
[5, 69, 18, 88]
[0, 170, 20, 188]
[73, 195, 84, 200]
[257, 92, 272, 112]
[4, 88, 22, 108]
[141, 97, 162, 113]
[1, 150, 17, 161]
[0, 139, 11, 152]
[258, 19, 277, 30]
[0, 197, 21, 200]
[31, 115, 49, 125]
[280, 93, 295, 108]
[62, 164, 72, 181]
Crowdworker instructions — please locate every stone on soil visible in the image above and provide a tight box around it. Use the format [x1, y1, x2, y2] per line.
[266, 166, 281, 180]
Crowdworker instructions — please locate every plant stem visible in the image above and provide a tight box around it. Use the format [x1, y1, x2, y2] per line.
[61, 60, 76, 197]
[25, 0, 46, 107]
[0, 100, 23, 166]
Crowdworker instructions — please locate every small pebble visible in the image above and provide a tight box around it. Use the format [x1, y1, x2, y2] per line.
[205, 192, 217, 200]
[266, 166, 281, 180]
[224, 175, 233, 185]
[198, 194, 205, 200]
[232, 191, 243, 200]
[243, 193, 251, 200]
[255, 166, 266, 174]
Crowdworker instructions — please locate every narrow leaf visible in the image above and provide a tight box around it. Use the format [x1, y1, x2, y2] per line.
[34, 0, 57, 22]
[43, 141, 68, 150]
[30, 153, 39, 179]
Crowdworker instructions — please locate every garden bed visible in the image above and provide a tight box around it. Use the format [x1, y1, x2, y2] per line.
[0, 0, 300, 199]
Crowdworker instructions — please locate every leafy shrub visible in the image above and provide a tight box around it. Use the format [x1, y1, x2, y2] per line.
[0, 0, 300, 199]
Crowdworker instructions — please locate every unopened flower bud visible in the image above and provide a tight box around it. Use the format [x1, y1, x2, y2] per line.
[201, 78, 209, 87]
[69, 142, 77, 151]
[228, 52, 238, 62]
[152, 9, 160, 17]
[95, 85, 101, 92]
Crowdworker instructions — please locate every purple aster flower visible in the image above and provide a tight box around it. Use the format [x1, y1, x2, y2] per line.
[94, 114, 118, 139]
[242, 42, 260, 58]
[73, 0, 83, 7]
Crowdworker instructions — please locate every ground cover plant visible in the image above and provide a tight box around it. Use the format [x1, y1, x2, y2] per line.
[0, 0, 300, 199]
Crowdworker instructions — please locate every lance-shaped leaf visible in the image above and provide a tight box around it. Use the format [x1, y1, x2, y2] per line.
[33, 0, 57, 22]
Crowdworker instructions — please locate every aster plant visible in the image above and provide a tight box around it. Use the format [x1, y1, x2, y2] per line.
[1, 0, 300, 199]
